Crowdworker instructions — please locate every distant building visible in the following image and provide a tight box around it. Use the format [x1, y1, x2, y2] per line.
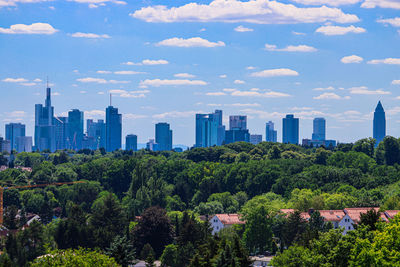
[229, 115, 247, 130]
[146, 139, 159, 151]
[195, 110, 225, 147]
[54, 116, 68, 150]
[302, 139, 336, 148]
[265, 121, 277, 142]
[126, 134, 138, 151]
[225, 129, 250, 144]
[82, 135, 97, 150]
[155, 123, 173, 151]
[250, 134, 262, 145]
[282, 114, 299, 144]
[68, 109, 84, 151]
[0, 138, 11, 154]
[106, 106, 122, 152]
[5, 123, 25, 151]
[373, 101, 386, 146]
[209, 214, 245, 235]
[16, 136, 32, 152]
[35, 86, 56, 151]
[87, 119, 106, 149]
[312, 118, 326, 141]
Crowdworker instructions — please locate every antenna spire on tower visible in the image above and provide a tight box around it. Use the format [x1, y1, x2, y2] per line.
[110, 93, 112, 106]
[47, 76, 49, 88]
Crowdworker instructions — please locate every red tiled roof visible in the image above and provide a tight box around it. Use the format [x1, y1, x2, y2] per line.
[344, 207, 386, 223]
[318, 210, 345, 222]
[384, 210, 400, 219]
[215, 214, 245, 225]
[279, 209, 310, 220]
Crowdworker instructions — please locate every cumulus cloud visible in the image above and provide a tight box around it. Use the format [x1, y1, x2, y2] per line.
[109, 89, 149, 98]
[377, 17, 400, 27]
[33, 78, 42, 82]
[0, 0, 52, 8]
[246, 66, 256, 70]
[131, 0, 359, 24]
[367, 58, 400, 65]
[291, 0, 361, 6]
[122, 59, 169, 65]
[70, 32, 110, 38]
[21, 82, 36, 86]
[292, 31, 306, 35]
[114, 71, 145, 75]
[219, 74, 227, 78]
[234, 79, 245, 84]
[153, 110, 201, 119]
[124, 113, 148, 119]
[313, 86, 335, 91]
[265, 43, 317, 52]
[392, 80, 400, 85]
[231, 89, 291, 98]
[341, 55, 363, 63]
[313, 92, 342, 99]
[84, 110, 105, 119]
[174, 73, 196, 78]
[250, 68, 299, 77]
[316, 25, 366, 35]
[68, 0, 127, 8]
[362, 0, 400, 9]
[96, 70, 112, 74]
[76, 77, 130, 84]
[0, 23, 58, 34]
[2, 77, 28, 82]
[349, 86, 391, 95]
[157, 37, 225, 48]
[234, 25, 253, 32]
[139, 79, 207, 87]
[206, 92, 227, 96]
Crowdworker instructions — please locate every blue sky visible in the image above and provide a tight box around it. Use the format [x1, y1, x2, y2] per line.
[0, 0, 400, 146]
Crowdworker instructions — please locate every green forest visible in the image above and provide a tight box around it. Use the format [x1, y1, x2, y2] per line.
[1, 136, 400, 266]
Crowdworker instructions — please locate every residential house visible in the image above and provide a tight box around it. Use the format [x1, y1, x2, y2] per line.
[209, 214, 245, 235]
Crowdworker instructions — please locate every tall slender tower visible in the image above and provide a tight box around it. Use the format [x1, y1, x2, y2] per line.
[373, 101, 386, 145]
[34, 85, 56, 151]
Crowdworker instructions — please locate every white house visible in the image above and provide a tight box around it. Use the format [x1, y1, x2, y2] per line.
[209, 214, 245, 235]
[318, 210, 354, 234]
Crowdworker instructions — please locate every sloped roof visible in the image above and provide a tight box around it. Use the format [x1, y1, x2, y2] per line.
[318, 210, 345, 222]
[384, 210, 400, 219]
[215, 214, 245, 225]
[344, 207, 387, 223]
[279, 209, 310, 220]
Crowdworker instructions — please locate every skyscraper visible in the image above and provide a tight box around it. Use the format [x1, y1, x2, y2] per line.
[229, 115, 247, 130]
[16, 136, 32, 152]
[155, 123, 173, 151]
[5, 123, 25, 151]
[87, 119, 106, 149]
[250, 134, 262, 145]
[54, 116, 68, 150]
[312, 118, 326, 141]
[195, 110, 225, 147]
[68, 109, 84, 151]
[282, 114, 299, 144]
[35, 86, 56, 151]
[373, 101, 386, 145]
[266, 121, 277, 142]
[126, 134, 138, 151]
[106, 106, 122, 152]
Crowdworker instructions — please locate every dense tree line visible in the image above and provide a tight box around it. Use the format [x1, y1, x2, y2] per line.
[0, 136, 400, 264]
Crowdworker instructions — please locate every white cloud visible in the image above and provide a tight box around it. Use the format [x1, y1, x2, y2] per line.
[230, 103, 261, 107]
[341, 55, 363, 63]
[33, 78, 42, 82]
[21, 82, 36, 86]
[265, 43, 317, 52]
[313, 92, 342, 99]
[139, 79, 207, 87]
[0, 23, 58, 34]
[114, 71, 145, 75]
[80, 91, 87, 94]
[231, 89, 291, 98]
[313, 86, 335, 91]
[367, 58, 400, 65]
[152, 110, 201, 119]
[291, 0, 362, 6]
[76, 77, 130, 84]
[157, 37, 225, 48]
[377, 17, 400, 27]
[316, 25, 366, 35]
[70, 32, 110, 39]
[392, 80, 400, 85]
[84, 110, 105, 119]
[206, 92, 226, 96]
[97, 70, 112, 74]
[68, 0, 127, 8]
[234, 79, 245, 84]
[219, 74, 227, 78]
[124, 113, 148, 119]
[122, 61, 140, 66]
[362, 0, 400, 9]
[349, 86, 391, 95]
[5, 111, 26, 118]
[2, 77, 28, 83]
[131, 0, 359, 24]
[292, 31, 306, 35]
[0, 0, 52, 8]
[234, 25, 253, 32]
[174, 73, 196, 78]
[109, 89, 149, 98]
[246, 66, 256, 70]
[250, 68, 299, 77]
[142, 59, 169, 65]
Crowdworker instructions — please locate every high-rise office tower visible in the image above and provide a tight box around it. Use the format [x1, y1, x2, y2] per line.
[0, 137, 11, 154]
[68, 109, 84, 151]
[54, 116, 68, 150]
[16, 136, 32, 152]
[35, 86, 56, 151]
[87, 119, 106, 149]
[229, 115, 247, 130]
[250, 134, 262, 145]
[312, 118, 326, 141]
[5, 123, 26, 151]
[265, 121, 277, 142]
[126, 134, 138, 151]
[106, 106, 122, 152]
[195, 110, 225, 147]
[373, 101, 386, 145]
[155, 123, 173, 151]
[282, 114, 299, 144]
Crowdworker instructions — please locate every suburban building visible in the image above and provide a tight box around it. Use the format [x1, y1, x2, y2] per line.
[209, 214, 245, 235]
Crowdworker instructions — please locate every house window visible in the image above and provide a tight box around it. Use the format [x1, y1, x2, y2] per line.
[216, 226, 219, 230]
[348, 226, 351, 230]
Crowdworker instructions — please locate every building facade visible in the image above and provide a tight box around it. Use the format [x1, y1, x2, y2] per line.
[195, 110, 225, 147]
[54, 116, 68, 150]
[265, 121, 277, 142]
[282, 114, 299, 144]
[68, 109, 84, 151]
[34, 87, 56, 151]
[5, 123, 26, 151]
[229, 115, 247, 130]
[87, 119, 106, 149]
[155, 123, 172, 151]
[105, 106, 122, 152]
[250, 134, 262, 145]
[373, 101, 386, 145]
[126, 134, 138, 151]
[16, 136, 32, 152]
[312, 118, 326, 141]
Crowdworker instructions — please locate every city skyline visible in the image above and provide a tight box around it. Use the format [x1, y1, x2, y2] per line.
[1, 1, 400, 145]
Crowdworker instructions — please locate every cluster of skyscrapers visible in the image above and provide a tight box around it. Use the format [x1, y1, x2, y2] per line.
[0, 85, 388, 153]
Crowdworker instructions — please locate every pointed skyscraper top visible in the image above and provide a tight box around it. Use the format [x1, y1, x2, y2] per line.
[375, 101, 384, 112]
